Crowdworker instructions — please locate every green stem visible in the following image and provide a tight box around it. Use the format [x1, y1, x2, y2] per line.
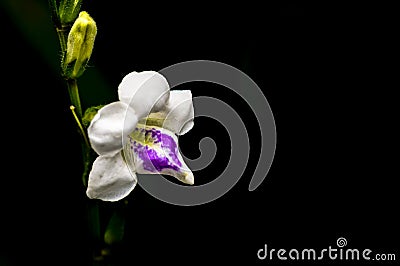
[70, 105, 91, 186]
[67, 79, 83, 119]
[48, 0, 60, 28]
[53, 12, 91, 186]
[56, 26, 69, 54]
[81, 149, 92, 187]
[55, 21, 70, 81]
[87, 201, 103, 264]
[70, 106, 89, 147]
[54, 16, 92, 187]
[48, 3, 103, 265]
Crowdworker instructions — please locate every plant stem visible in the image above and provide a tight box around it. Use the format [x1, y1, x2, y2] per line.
[52, 9, 91, 186]
[70, 105, 91, 186]
[56, 26, 69, 55]
[67, 79, 91, 186]
[68, 78, 92, 187]
[48, 0, 60, 28]
[48, 3, 103, 265]
[67, 79, 83, 119]
[70, 106, 90, 147]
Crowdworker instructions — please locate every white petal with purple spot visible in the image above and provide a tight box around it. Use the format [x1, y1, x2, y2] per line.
[124, 124, 194, 185]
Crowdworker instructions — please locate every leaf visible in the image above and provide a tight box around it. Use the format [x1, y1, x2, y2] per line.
[82, 105, 104, 128]
[104, 210, 125, 245]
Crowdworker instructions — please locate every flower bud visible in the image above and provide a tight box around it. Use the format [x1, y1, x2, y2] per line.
[63, 11, 97, 79]
[59, 0, 83, 24]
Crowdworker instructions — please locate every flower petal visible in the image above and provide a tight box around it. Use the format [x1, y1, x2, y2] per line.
[124, 125, 194, 185]
[86, 152, 137, 201]
[145, 90, 194, 135]
[88, 102, 138, 156]
[118, 71, 170, 118]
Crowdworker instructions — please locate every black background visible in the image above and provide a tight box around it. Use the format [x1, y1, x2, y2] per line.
[1, 1, 398, 265]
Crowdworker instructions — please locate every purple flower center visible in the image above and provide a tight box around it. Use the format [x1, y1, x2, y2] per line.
[129, 127, 182, 172]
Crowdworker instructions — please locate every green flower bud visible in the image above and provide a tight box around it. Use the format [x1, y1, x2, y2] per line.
[63, 11, 97, 79]
[59, 0, 83, 24]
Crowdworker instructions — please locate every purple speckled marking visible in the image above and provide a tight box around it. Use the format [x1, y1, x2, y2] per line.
[145, 128, 162, 143]
[130, 127, 182, 172]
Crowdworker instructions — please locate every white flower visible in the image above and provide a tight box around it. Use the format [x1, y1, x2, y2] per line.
[86, 71, 194, 201]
